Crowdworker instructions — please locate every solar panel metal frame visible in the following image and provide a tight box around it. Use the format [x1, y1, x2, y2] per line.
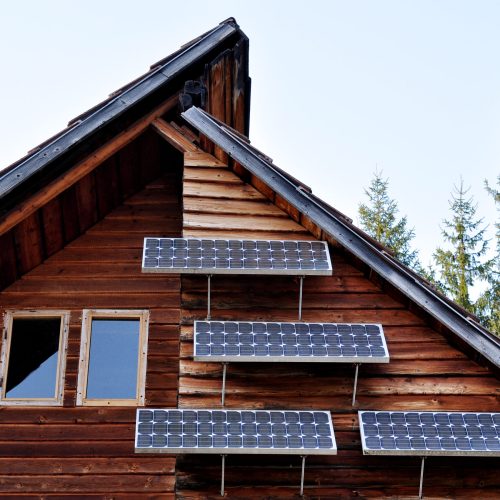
[359, 411, 500, 457]
[194, 321, 389, 363]
[135, 408, 337, 456]
[141, 238, 333, 276]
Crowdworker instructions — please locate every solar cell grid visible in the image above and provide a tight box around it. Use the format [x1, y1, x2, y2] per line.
[194, 321, 389, 363]
[135, 409, 337, 455]
[359, 411, 500, 457]
[142, 238, 332, 275]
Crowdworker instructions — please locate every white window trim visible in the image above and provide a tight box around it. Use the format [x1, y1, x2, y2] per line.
[77, 309, 149, 406]
[0, 310, 70, 406]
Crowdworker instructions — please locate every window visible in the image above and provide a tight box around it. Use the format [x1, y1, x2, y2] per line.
[0, 311, 69, 405]
[77, 310, 149, 406]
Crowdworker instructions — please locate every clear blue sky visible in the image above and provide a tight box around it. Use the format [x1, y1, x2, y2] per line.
[1, 1, 498, 269]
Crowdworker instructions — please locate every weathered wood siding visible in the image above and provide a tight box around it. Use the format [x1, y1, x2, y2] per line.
[177, 154, 500, 498]
[0, 130, 171, 291]
[201, 35, 250, 157]
[0, 160, 182, 496]
[0, 126, 497, 497]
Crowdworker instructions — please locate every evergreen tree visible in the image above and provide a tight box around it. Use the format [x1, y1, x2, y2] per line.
[432, 179, 489, 313]
[358, 170, 420, 269]
[476, 176, 499, 334]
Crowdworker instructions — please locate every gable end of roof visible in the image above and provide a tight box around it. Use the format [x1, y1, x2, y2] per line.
[181, 105, 500, 370]
[0, 19, 244, 213]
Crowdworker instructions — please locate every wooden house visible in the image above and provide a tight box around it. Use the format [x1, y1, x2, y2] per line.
[0, 18, 498, 498]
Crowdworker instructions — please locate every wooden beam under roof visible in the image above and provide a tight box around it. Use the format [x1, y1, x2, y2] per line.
[0, 95, 178, 237]
[151, 118, 199, 153]
[152, 118, 227, 167]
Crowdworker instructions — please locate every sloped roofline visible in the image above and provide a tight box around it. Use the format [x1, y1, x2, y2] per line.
[181, 105, 500, 369]
[0, 18, 242, 203]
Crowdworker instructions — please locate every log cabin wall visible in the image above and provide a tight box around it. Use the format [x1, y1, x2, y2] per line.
[0, 22, 251, 293]
[0, 30, 251, 496]
[0, 122, 497, 498]
[0, 135, 183, 497]
[176, 146, 500, 498]
[0, 22, 498, 496]
[0, 129, 175, 291]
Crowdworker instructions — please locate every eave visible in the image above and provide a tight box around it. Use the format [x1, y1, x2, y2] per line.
[181, 105, 500, 369]
[0, 18, 246, 215]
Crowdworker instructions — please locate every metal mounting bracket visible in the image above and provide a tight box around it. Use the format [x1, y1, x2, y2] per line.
[419, 456, 426, 498]
[352, 364, 361, 406]
[298, 276, 305, 320]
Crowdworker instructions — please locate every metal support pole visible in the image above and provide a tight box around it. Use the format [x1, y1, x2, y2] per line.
[352, 364, 360, 406]
[221, 363, 228, 406]
[220, 454, 226, 496]
[298, 276, 304, 320]
[207, 275, 212, 320]
[419, 456, 426, 499]
[300, 456, 307, 496]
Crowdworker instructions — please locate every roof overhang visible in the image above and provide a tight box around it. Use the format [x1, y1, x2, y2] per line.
[0, 19, 245, 213]
[181, 105, 500, 369]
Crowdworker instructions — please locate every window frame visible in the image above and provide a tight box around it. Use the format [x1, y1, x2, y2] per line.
[0, 310, 70, 406]
[77, 309, 149, 406]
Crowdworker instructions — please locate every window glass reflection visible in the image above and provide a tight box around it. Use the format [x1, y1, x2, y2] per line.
[86, 319, 140, 399]
[6, 318, 61, 399]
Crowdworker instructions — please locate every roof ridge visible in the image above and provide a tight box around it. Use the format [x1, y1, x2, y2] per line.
[0, 19, 242, 202]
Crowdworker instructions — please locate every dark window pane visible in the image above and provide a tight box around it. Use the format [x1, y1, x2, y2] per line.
[6, 318, 61, 399]
[86, 319, 140, 399]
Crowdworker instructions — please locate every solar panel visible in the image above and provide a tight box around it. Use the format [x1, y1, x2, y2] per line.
[135, 409, 337, 455]
[142, 238, 332, 275]
[194, 321, 389, 363]
[359, 411, 500, 457]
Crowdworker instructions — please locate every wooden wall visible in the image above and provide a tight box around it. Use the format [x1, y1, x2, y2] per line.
[0, 123, 497, 497]
[0, 157, 182, 496]
[0, 130, 172, 292]
[199, 36, 250, 160]
[0, 29, 254, 497]
[177, 149, 500, 498]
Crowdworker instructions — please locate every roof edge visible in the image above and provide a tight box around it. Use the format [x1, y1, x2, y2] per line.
[181, 106, 500, 369]
[0, 19, 242, 201]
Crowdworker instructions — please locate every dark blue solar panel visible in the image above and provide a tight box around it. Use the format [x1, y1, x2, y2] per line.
[135, 409, 337, 455]
[143, 238, 332, 275]
[194, 321, 389, 362]
[359, 411, 500, 457]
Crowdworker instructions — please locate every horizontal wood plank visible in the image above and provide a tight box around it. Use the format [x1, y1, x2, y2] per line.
[0, 457, 174, 474]
[0, 474, 174, 493]
[184, 151, 227, 167]
[184, 181, 266, 200]
[184, 213, 309, 232]
[184, 167, 242, 184]
[184, 196, 289, 217]
[182, 228, 314, 240]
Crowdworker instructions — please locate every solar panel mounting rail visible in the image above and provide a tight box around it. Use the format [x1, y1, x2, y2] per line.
[194, 321, 389, 405]
[359, 410, 500, 498]
[142, 237, 333, 319]
[135, 408, 337, 495]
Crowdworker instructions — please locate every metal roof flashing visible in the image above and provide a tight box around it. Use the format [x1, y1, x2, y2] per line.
[0, 19, 242, 202]
[181, 105, 500, 369]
